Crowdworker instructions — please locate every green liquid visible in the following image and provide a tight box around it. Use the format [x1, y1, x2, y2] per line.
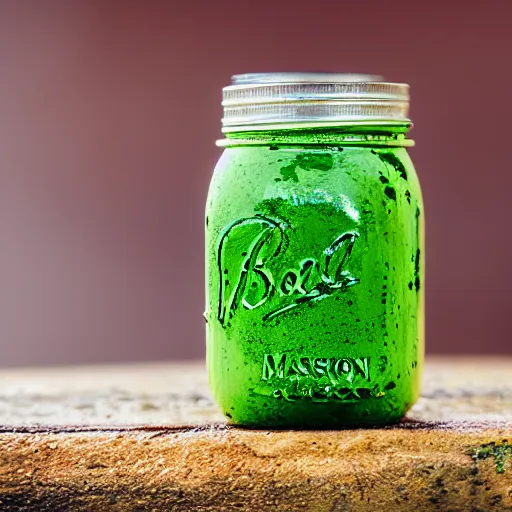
[205, 128, 424, 428]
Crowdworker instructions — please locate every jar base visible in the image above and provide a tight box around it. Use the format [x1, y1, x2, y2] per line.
[221, 398, 413, 430]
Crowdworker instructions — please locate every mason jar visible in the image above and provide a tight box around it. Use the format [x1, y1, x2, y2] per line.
[205, 73, 424, 428]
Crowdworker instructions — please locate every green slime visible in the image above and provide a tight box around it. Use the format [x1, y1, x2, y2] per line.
[205, 127, 424, 428]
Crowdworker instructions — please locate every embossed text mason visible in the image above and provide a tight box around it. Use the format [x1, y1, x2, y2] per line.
[205, 73, 424, 427]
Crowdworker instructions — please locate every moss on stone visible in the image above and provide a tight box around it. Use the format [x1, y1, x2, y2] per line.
[470, 441, 512, 474]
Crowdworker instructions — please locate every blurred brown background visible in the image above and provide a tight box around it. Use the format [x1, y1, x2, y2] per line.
[0, 0, 510, 367]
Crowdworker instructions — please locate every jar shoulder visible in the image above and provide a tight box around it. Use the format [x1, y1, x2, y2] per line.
[206, 146, 423, 223]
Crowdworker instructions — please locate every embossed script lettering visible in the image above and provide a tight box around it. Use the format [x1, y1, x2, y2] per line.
[217, 215, 359, 325]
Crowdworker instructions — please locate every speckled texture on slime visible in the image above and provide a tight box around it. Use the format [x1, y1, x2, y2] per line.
[205, 129, 424, 428]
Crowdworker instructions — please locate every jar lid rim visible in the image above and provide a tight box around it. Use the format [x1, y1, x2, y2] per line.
[222, 72, 411, 132]
[231, 72, 389, 85]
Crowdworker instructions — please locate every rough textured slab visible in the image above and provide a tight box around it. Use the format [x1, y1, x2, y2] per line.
[0, 358, 511, 511]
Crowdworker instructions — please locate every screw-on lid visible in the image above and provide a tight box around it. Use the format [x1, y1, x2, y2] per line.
[222, 73, 410, 132]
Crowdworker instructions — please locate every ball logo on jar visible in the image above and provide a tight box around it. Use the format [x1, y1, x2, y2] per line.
[217, 215, 360, 325]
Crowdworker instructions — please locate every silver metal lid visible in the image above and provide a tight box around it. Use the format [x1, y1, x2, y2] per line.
[222, 73, 410, 132]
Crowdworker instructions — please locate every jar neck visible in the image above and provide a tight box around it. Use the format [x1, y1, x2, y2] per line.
[217, 124, 414, 148]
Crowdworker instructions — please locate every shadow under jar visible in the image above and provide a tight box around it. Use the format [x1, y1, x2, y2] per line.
[205, 73, 425, 428]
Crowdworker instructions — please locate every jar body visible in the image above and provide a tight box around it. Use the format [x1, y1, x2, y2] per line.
[205, 133, 424, 428]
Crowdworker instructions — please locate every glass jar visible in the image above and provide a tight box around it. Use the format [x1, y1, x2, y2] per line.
[205, 73, 424, 428]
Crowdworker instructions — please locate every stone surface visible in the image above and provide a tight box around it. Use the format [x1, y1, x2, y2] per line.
[0, 358, 511, 510]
